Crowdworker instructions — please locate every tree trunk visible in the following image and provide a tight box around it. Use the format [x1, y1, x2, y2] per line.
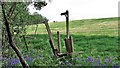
[1, 3, 29, 68]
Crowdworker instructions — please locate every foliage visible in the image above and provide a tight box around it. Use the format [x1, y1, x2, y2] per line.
[34, 1, 47, 10]
[1, 34, 119, 66]
[1, 0, 50, 67]
[1, 0, 119, 66]
[1, 17, 119, 66]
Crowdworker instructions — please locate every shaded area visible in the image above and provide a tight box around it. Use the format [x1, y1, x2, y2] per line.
[1, 34, 119, 66]
[19, 34, 119, 65]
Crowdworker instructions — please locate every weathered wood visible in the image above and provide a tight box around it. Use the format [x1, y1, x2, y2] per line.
[44, 22, 58, 56]
[69, 36, 73, 52]
[49, 39, 58, 56]
[57, 53, 67, 57]
[61, 10, 69, 39]
[57, 52, 84, 57]
[1, 3, 29, 68]
[57, 31, 61, 53]
[64, 39, 72, 53]
[66, 10, 69, 39]
[64, 37, 73, 58]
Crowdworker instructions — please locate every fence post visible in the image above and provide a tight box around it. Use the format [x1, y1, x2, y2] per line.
[44, 21, 58, 56]
[57, 31, 61, 53]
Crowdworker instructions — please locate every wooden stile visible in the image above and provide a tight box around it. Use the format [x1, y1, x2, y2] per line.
[57, 31, 61, 53]
[44, 22, 58, 56]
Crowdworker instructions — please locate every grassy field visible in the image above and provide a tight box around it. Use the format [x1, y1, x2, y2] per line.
[20, 34, 119, 66]
[26, 17, 118, 36]
[21, 17, 120, 66]
[2, 17, 119, 66]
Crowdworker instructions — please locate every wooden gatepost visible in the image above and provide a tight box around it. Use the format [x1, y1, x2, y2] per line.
[43, 10, 74, 58]
[61, 10, 73, 59]
[43, 10, 84, 65]
[43, 19, 59, 57]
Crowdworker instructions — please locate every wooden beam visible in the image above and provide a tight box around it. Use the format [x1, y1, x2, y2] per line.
[44, 22, 58, 56]
[60, 10, 69, 39]
[69, 36, 73, 52]
[49, 39, 58, 56]
[66, 10, 69, 39]
[64, 39, 72, 54]
[57, 52, 84, 57]
[64, 36, 73, 58]
[57, 31, 61, 53]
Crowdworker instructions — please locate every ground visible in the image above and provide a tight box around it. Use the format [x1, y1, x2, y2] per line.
[1, 17, 120, 66]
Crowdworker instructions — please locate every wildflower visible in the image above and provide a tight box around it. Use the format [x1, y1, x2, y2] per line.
[112, 63, 120, 68]
[87, 56, 94, 62]
[92, 59, 100, 66]
[76, 58, 80, 60]
[97, 59, 100, 63]
[25, 57, 34, 62]
[64, 61, 72, 66]
[104, 57, 112, 63]
[0, 56, 2, 61]
[10, 58, 19, 66]
[39, 54, 42, 59]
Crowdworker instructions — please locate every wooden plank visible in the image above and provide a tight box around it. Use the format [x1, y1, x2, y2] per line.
[64, 36, 73, 58]
[57, 52, 84, 57]
[60, 10, 69, 39]
[44, 22, 56, 49]
[69, 36, 73, 52]
[57, 31, 61, 53]
[44, 22, 58, 56]
[66, 10, 69, 39]
[64, 38, 73, 53]
[49, 39, 58, 56]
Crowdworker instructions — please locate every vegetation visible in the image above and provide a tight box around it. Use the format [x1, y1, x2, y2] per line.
[0, 0, 119, 67]
[1, 17, 119, 67]
[0, 1, 50, 67]
[26, 17, 118, 36]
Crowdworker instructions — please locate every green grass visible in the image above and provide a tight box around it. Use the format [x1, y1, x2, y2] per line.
[23, 17, 119, 66]
[2, 17, 119, 66]
[19, 34, 119, 66]
[26, 17, 118, 36]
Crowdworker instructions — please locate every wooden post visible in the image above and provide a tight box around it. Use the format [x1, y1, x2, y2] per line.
[69, 36, 73, 52]
[66, 10, 69, 39]
[61, 10, 69, 39]
[49, 39, 58, 56]
[57, 31, 61, 53]
[64, 39, 73, 54]
[44, 22, 58, 56]
[61, 10, 73, 58]
[64, 39, 72, 58]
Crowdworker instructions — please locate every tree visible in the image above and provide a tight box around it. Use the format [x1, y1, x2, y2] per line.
[0, 0, 51, 67]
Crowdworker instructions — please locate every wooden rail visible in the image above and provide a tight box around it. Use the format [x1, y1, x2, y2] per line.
[44, 22, 58, 56]
[57, 31, 61, 53]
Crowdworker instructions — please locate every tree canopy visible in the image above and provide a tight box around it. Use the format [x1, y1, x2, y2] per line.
[0, 0, 51, 67]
